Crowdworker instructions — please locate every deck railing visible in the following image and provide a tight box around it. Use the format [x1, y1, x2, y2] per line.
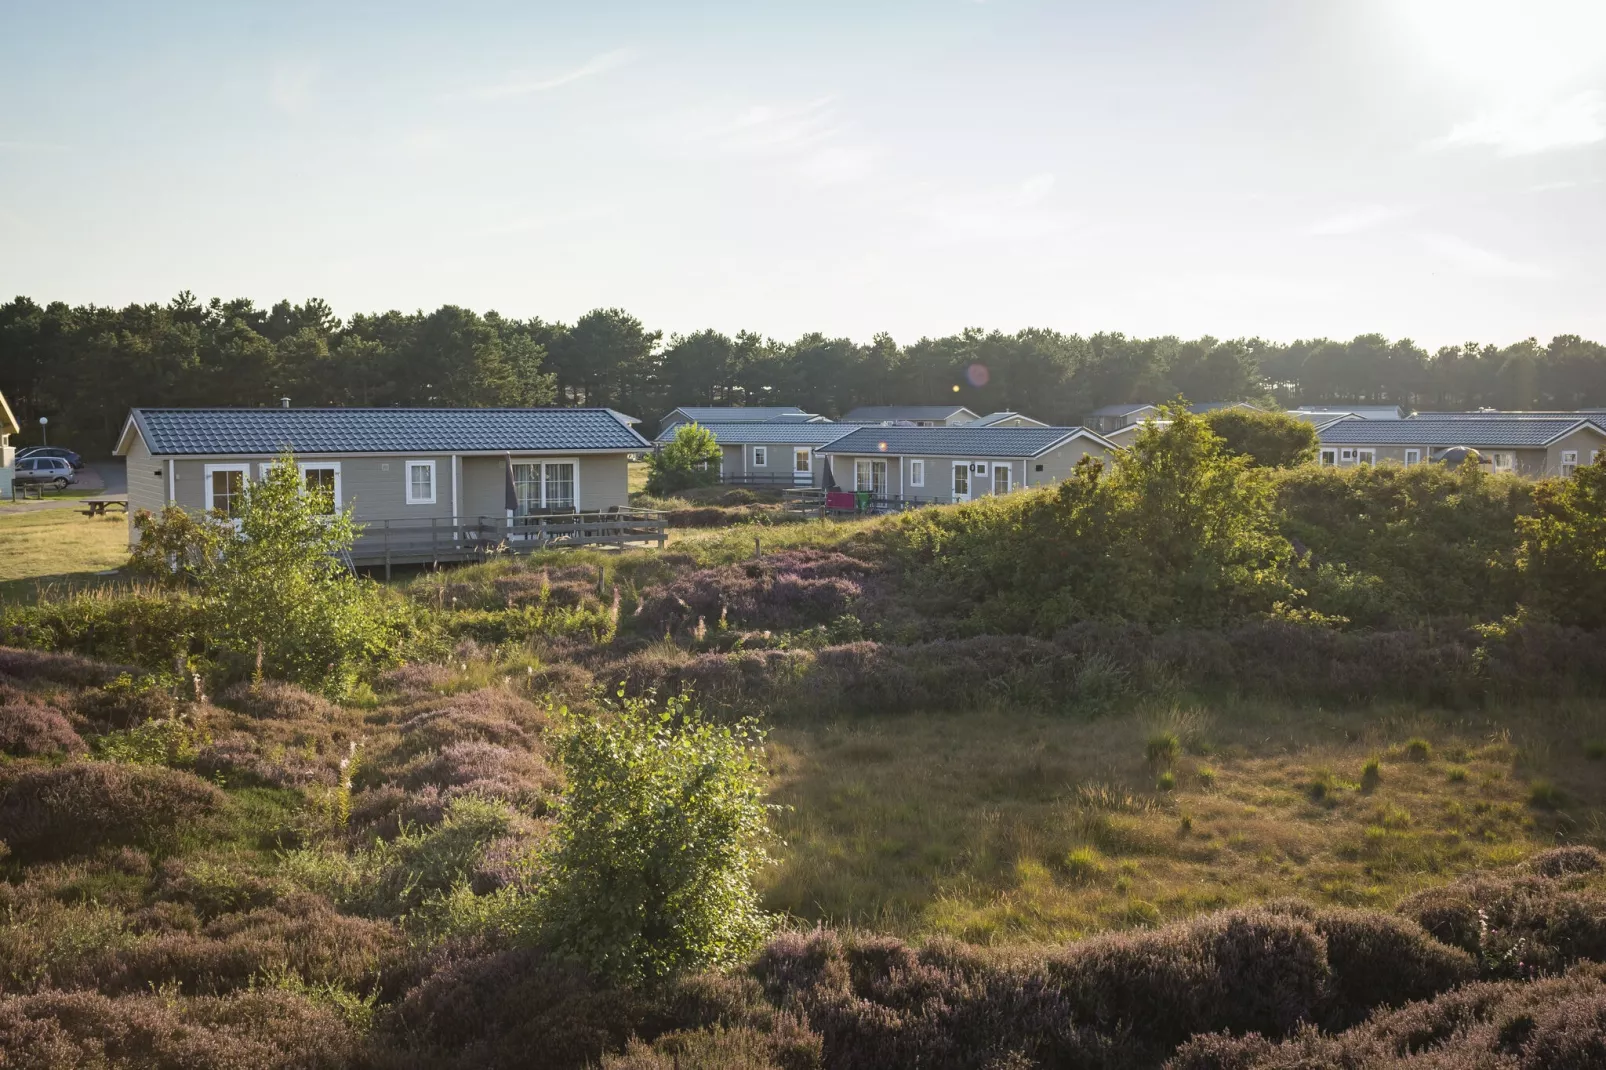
[351, 511, 666, 576]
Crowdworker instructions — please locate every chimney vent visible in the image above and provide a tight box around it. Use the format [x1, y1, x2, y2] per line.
[280, 397, 291, 409]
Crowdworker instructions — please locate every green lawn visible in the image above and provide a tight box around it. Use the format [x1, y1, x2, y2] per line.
[0, 508, 130, 601]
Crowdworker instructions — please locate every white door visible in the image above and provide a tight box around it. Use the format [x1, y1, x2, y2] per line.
[992, 464, 1012, 495]
[951, 461, 971, 502]
[793, 447, 812, 485]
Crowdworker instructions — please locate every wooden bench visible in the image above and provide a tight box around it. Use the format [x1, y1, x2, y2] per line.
[80, 496, 129, 517]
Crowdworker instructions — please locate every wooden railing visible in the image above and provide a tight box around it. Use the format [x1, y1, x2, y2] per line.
[351, 511, 666, 576]
[720, 472, 814, 486]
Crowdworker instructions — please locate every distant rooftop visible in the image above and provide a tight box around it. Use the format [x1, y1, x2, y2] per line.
[660, 406, 807, 424]
[654, 421, 853, 446]
[820, 425, 1108, 458]
[118, 407, 650, 456]
[1087, 402, 1159, 418]
[1318, 418, 1598, 448]
[841, 405, 981, 423]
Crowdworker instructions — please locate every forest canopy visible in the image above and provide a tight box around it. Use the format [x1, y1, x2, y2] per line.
[4, 292, 1604, 448]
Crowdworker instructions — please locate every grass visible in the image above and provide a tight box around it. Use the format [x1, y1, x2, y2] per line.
[0, 509, 130, 601]
[759, 698, 1606, 944]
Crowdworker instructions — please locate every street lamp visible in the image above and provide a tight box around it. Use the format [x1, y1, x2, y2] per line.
[38, 416, 47, 447]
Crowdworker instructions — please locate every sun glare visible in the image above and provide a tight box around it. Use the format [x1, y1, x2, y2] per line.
[1393, 0, 1606, 93]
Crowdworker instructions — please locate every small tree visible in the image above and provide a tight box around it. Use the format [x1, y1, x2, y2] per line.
[538, 691, 774, 983]
[1516, 461, 1606, 628]
[646, 423, 722, 496]
[129, 453, 407, 695]
[1204, 408, 1319, 467]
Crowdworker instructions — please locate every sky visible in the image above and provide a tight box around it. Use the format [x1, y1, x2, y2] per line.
[2, 0, 1604, 349]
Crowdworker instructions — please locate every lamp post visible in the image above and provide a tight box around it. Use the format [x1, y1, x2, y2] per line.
[38, 416, 47, 447]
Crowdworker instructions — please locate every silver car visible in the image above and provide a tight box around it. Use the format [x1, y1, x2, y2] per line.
[13, 456, 77, 489]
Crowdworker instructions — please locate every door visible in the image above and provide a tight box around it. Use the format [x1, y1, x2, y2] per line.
[951, 461, 971, 502]
[992, 464, 1012, 495]
[793, 447, 812, 486]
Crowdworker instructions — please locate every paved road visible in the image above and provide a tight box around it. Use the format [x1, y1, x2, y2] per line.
[1, 460, 127, 513]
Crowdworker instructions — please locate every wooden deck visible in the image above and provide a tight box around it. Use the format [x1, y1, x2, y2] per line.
[353, 511, 666, 577]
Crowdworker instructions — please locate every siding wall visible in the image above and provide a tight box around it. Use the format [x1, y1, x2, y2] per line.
[718, 441, 825, 485]
[823, 439, 1111, 502]
[1318, 427, 1606, 477]
[124, 436, 165, 544]
[1027, 439, 1110, 485]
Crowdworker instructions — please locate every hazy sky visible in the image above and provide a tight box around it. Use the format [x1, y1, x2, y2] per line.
[3, 1, 1604, 348]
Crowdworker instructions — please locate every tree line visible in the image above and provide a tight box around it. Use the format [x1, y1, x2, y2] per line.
[4, 291, 1604, 449]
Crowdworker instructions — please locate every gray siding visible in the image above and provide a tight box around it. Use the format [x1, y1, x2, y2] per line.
[1028, 439, 1109, 486]
[124, 436, 165, 544]
[1317, 426, 1606, 477]
[823, 439, 1110, 502]
[718, 441, 823, 485]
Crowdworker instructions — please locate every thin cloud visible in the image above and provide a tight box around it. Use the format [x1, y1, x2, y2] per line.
[1417, 232, 1553, 279]
[1303, 204, 1407, 237]
[449, 48, 637, 101]
[666, 97, 875, 185]
[1432, 90, 1606, 155]
[914, 173, 1073, 242]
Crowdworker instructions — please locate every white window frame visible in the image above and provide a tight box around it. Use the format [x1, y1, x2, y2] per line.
[1339, 448, 1356, 463]
[952, 461, 971, 500]
[261, 460, 343, 512]
[1403, 449, 1420, 466]
[405, 460, 437, 505]
[1356, 449, 1376, 465]
[510, 457, 582, 513]
[752, 445, 768, 468]
[1560, 450, 1578, 477]
[1491, 452, 1514, 473]
[203, 463, 251, 523]
[909, 459, 925, 487]
[1592, 449, 1602, 466]
[992, 463, 1012, 495]
[854, 458, 887, 494]
[1318, 448, 1337, 466]
[793, 447, 812, 475]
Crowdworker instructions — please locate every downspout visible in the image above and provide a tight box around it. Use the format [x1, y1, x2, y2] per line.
[451, 454, 462, 543]
[166, 459, 175, 504]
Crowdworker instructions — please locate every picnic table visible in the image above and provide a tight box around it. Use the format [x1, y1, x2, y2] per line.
[80, 495, 128, 517]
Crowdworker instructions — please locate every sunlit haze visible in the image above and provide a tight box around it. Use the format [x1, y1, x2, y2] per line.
[3, 0, 1603, 346]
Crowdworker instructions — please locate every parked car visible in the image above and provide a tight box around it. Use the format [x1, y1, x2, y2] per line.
[12, 456, 77, 489]
[16, 446, 83, 469]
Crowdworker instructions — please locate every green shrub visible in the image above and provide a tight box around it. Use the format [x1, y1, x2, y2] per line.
[1529, 778, 1564, 809]
[539, 691, 775, 983]
[1203, 408, 1318, 468]
[1157, 771, 1177, 792]
[1404, 738, 1432, 763]
[646, 424, 722, 497]
[1146, 731, 1181, 766]
[1361, 756, 1382, 791]
[1516, 461, 1606, 627]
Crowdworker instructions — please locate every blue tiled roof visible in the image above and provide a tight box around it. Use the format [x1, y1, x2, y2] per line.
[654, 422, 853, 446]
[1088, 403, 1158, 417]
[820, 426, 1106, 458]
[124, 408, 650, 455]
[842, 405, 980, 422]
[1412, 411, 1606, 430]
[662, 406, 805, 424]
[970, 411, 1048, 427]
[1319, 418, 1597, 447]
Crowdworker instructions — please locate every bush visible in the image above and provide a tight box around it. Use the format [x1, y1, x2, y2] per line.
[539, 692, 775, 983]
[219, 680, 338, 722]
[1202, 408, 1318, 468]
[0, 645, 129, 687]
[0, 761, 225, 861]
[1517, 461, 1606, 627]
[646, 424, 722, 497]
[0, 988, 366, 1069]
[0, 692, 85, 756]
[637, 551, 875, 634]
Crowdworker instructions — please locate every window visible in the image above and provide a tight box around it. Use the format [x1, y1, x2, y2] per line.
[1593, 450, 1602, 466]
[1404, 449, 1421, 466]
[1319, 449, 1337, 466]
[794, 448, 812, 474]
[511, 460, 578, 513]
[1561, 450, 1578, 478]
[909, 459, 925, 487]
[301, 463, 340, 514]
[992, 465, 1012, 494]
[1339, 448, 1356, 462]
[952, 463, 969, 497]
[544, 462, 576, 510]
[204, 463, 250, 519]
[854, 458, 886, 494]
[406, 460, 437, 505]
[752, 446, 768, 468]
[1356, 449, 1376, 465]
[1491, 452, 1514, 472]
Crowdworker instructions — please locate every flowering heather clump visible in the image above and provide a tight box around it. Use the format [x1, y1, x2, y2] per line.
[0, 692, 85, 757]
[0, 761, 226, 861]
[0, 988, 366, 1069]
[387, 687, 549, 760]
[0, 645, 129, 688]
[637, 551, 875, 633]
[194, 732, 341, 789]
[395, 740, 558, 809]
[219, 680, 338, 723]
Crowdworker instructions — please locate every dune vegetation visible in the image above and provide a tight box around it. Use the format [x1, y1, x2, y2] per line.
[2, 411, 1606, 1068]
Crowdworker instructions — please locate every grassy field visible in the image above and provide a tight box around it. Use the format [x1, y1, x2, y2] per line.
[0, 508, 129, 600]
[762, 698, 1606, 944]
